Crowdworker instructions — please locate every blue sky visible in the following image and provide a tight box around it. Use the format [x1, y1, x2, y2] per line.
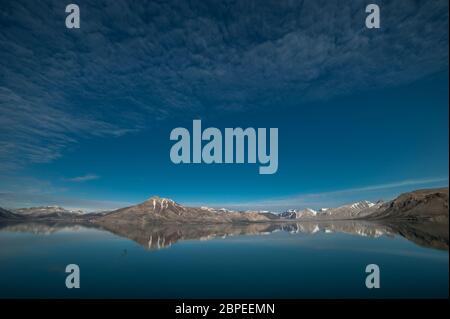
[0, 0, 448, 211]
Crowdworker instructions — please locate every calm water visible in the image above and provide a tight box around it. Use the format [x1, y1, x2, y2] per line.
[0, 221, 448, 298]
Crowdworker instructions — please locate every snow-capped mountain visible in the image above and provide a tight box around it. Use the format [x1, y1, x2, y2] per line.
[280, 208, 318, 219]
[317, 200, 382, 219]
[278, 201, 384, 220]
[99, 196, 274, 223]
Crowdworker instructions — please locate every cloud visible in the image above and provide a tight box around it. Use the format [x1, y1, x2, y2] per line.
[197, 176, 449, 211]
[64, 174, 100, 182]
[0, 175, 127, 211]
[0, 175, 67, 196]
[0, 0, 448, 170]
[289, 177, 450, 198]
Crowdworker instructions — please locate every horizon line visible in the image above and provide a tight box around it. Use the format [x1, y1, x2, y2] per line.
[4, 176, 444, 212]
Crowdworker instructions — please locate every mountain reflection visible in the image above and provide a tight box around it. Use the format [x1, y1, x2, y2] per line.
[0, 220, 448, 251]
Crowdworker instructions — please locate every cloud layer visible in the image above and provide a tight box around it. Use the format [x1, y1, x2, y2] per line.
[0, 0, 448, 169]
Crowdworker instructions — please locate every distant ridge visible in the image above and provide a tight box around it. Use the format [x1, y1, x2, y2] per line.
[13, 206, 85, 217]
[0, 206, 87, 221]
[0, 207, 21, 220]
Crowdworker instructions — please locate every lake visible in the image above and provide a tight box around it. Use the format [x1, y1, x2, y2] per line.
[0, 221, 448, 298]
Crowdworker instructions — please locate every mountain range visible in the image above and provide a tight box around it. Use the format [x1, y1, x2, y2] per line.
[12, 206, 85, 218]
[0, 188, 448, 224]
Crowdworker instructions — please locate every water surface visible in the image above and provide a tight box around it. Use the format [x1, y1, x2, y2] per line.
[0, 221, 448, 298]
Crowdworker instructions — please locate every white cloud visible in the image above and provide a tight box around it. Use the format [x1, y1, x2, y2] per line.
[195, 176, 449, 211]
[64, 174, 100, 182]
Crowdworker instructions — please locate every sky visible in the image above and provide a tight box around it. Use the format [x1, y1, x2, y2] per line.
[0, 0, 448, 212]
